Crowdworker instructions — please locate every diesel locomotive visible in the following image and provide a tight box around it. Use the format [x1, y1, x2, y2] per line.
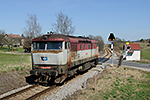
[30, 33, 98, 84]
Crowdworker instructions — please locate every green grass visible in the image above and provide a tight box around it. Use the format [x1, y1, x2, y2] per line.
[0, 53, 31, 73]
[140, 43, 148, 49]
[0, 46, 24, 52]
[101, 75, 150, 99]
[79, 67, 150, 100]
[141, 47, 150, 60]
[89, 71, 150, 100]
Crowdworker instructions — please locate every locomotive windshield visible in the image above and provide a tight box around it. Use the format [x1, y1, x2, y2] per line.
[32, 41, 62, 50]
[33, 42, 45, 50]
[47, 42, 62, 49]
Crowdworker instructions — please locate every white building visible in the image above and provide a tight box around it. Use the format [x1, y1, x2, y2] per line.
[124, 43, 141, 61]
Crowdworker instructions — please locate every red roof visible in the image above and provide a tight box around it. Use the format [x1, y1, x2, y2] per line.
[7, 34, 22, 38]
[129, 43, 141, 50]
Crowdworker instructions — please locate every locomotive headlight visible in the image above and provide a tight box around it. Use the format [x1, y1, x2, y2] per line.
[36, 65, 38, 68]
[53, 66, 57, 69]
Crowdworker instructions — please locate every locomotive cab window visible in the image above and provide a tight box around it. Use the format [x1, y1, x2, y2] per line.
[47, 42, 62, 50]
[33, 42, 45, 50]
[65, 42, 67, 49]
[32, 41, 63, 50]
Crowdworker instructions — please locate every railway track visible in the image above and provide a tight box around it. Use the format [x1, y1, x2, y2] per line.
[0, 73, 85, 100]
[0, 75, 84, 100]
[103, 47, 112, 58]
[0, 83, 57, 100]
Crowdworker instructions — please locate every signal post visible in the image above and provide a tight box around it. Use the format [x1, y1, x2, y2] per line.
[108, 33, 115, 67]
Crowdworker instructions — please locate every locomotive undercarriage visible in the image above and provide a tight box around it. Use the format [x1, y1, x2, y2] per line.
[34, 73, 67, 84]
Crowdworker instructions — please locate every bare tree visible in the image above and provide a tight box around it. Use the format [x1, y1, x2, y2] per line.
[52, 11, 75, 35]
[5, 35, 14, 51]
[23, 14, 42, 49]
[0, 30, 5, 49]
[94, 36, 104, 51]
[89, 35, 95, 40]
[0, 30, 15, 51]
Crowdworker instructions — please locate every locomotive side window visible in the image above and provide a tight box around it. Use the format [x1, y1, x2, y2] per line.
[88, 45, 90, 49]
[80, 44, 82, 50]
[84, 45, 85, 49]
[68, 42, 70, 48]
[65, 42, 70, 49]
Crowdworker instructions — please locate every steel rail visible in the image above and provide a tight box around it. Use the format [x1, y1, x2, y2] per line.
[0, 84, 39, 100]
[26, 85, 57, 100]
[103, 48, 111, 58]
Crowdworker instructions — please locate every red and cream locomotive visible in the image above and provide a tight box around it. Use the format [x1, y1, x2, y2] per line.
[30, 33, 98, 84]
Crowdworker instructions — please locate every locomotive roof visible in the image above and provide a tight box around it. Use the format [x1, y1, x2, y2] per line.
[32, 34, 98, 43]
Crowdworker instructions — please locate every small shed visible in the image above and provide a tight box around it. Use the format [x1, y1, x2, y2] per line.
[124, 43, 141, 61]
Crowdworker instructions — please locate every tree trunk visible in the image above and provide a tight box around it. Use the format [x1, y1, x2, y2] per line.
[8, 45, 10, 52]
[11, 45, 13, 51]
[0, 45, 3, 49]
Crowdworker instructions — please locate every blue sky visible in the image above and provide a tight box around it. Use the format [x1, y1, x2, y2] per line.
[0, 0, 150, 43]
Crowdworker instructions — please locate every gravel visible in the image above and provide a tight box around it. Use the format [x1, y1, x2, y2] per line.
[37, 63, 110, 100]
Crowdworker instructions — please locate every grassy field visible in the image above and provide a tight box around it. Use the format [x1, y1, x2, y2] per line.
[77, 67, 150, 100]
[141, 47, 150, 60]
[0, 53, 31, 74]
[139, 43, 148, 49]
[0, 46, 24, 52]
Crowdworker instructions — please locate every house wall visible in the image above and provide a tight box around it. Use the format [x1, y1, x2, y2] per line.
[5, 34, 23, 46]
[126, 50, 140, 61]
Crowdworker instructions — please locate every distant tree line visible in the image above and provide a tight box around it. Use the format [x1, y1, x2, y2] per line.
[89, 35, 104, 51]
[0, 30, 6, 49]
